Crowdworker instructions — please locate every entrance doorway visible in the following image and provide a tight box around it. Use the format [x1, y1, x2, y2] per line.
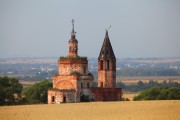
[80, 95, 90, 102]
[63, 96, 66, 103]
[52, 96, 55, 103]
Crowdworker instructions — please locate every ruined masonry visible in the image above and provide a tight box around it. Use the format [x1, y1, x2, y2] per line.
[48, 20, 122, 104]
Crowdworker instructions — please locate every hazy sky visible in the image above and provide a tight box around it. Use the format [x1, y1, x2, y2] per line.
[0, 0, 180, 58]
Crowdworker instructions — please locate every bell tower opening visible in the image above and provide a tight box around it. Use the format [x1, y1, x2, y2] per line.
[106, 60, 109, 70]
[100, 60, 103, 70]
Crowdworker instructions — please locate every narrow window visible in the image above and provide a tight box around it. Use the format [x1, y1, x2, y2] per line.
[84, 67, 86, 74]
[100, 82, 103, 87]
[100, 60, 103, 70]
[106, 60, 109, 70]
[81, 83, 83, 88]
[87, 82, 90, 88]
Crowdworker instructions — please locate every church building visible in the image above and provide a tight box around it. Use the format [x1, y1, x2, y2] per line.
[48, 20, 122, 104]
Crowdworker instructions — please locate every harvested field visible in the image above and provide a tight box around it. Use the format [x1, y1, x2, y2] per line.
[0, 100, 180, 120]
[123, 93, 139, 101]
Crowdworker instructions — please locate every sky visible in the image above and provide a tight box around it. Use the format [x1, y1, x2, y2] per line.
[0, 0, 180, 58]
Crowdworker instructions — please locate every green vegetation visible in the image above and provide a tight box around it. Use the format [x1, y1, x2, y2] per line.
[0, 76, 22, 105]
[0, 77, 52, 105]
[133, 87, 180, 100]
[23, 80, 52, 104]
[48, 88, 61, 91]
[117, 80, 180, 92]
[59, 56, 87, 61]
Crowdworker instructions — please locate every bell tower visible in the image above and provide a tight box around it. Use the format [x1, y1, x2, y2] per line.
[98, 30, 116, 88]
[68, 19, 78, 58]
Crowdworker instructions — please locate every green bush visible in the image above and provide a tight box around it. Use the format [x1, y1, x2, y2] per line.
[23, 80, 52, 104]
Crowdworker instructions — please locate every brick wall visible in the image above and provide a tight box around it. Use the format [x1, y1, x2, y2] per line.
[58, 60, 88, 75]
[91, 88, 122, 101]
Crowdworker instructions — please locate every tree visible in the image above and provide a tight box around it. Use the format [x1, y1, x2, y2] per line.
[0, 76, 22, 105]
[23, 80, 52, 104]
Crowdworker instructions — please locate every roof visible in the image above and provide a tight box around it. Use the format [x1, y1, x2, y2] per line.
[98, 31, 116, 60]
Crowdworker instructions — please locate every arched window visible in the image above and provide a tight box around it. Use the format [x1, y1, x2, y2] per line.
[100, 60, 103, 70]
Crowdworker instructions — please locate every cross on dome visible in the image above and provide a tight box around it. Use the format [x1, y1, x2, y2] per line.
[71, 19, 76, 34]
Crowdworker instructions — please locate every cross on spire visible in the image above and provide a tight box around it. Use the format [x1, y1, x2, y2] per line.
[105, 25, 111, 37]
[105, 25, 111, 31]
[71, 19, 75, 34]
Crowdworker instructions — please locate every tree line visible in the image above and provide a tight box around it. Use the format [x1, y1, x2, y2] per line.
[117, 80, 180, 92]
